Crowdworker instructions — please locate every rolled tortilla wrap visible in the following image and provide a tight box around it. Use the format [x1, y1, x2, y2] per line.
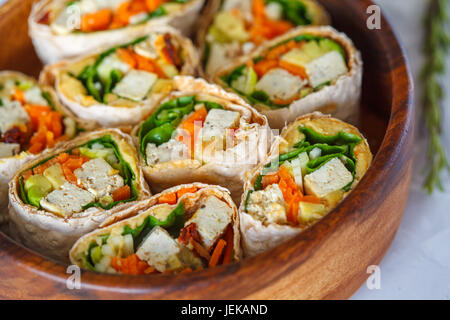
[8, 128, 151, 262]
[239, 112, 372, 257]
[198, 0, 330, 78]
[214, 26, 363, 129]
[0, 71, 96, 224]
[40, 27, 199, 127]
[70, 183, 241, 274]
[29, 0, 205, 64]
[132, 76, 272, 204]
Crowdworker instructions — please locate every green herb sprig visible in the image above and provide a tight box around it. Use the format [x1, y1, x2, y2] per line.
[421, 0, 450, 193]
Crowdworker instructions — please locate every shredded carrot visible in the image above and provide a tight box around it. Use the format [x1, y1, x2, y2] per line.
[158, 192, 177, 205]
[262, 172, 280, 189]
[22, 169, 33, 181]
[279, 60, 308, 79]
[117, 48, 137, 68]
[111, 254, 150, 275]
[253, 59, 278, 78]
[12, 89, 25, 104]
[222, 227, 234, 265]
[145, 0, 166, 12]
[80, 9, 112, 32]
[134, 53, 167, 78]
[112, 185, 131, 202]
[209, 239, 227, 268]
[176, 186, 198, 199]
[177, 106, 208, 153]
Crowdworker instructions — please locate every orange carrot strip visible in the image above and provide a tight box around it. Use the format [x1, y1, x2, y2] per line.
[208, 239, 227, 268]
[112, 185, 131, 202]
[12, 89, 25, 104]
[253, 59, 278, 78]
[222, 227, 234, 265]
[262, 172, 279, 189]
[117, 48, 137, 68]
[279, 60, 308, 79]
[158, 192, 177, 205]
[80, 9, 112, 32]
[176, 186, 198, 199]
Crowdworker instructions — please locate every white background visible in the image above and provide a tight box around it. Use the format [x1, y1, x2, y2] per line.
[0, 0, 448, 299]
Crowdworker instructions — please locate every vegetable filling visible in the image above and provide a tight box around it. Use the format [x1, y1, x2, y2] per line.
[204, 0, 315, 74]
[220, 34, 348, 108]
[42, 0, 193, 33]
[19, 134, 137, 217]
[80, 187, 235, 274]
[245, 125, 362, 226]
[0, 77, 78, 158]
[138, 95, 247, 166]
[67, 33, 184, 105]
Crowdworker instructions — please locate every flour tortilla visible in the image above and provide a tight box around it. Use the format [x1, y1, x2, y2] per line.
[132, 76, 272, 205]
[239, 112, 372, 257]
[29, 0, 205, 64]
[70, 182, 241, 270]
[8, 128, 151, 263]
[0, 71, 97, 224]
[39, 26, 199, 127]
[214, 26, 363, 129]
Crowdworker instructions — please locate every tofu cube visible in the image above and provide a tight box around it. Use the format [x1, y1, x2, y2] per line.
[186, 196, 232, 250]
[40, 182, 95, 216]
[246, 184, 287, 225]
[74, 157, 124, 199]
[255, 68, 307, 101]
[145, 139, 189, 166]
[112, 70, 157, 101]
[136, 226, 202, 273]
[304, 157, 353, 198]
[201, 109, 240, 142]
[305, 51, 348, 88]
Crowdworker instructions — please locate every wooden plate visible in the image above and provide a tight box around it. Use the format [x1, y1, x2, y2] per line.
[0, 0, 414, 299]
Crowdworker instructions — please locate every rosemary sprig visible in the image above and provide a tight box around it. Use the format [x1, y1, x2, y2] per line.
[421, 0, 450, 194]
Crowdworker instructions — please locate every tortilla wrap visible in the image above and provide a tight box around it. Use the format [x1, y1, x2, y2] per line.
[213, 26, 363, 129]
[0, 71, 97, 224]
[132, 76, 272, 205]
[70, 183, 241, 274]
[197, 0, 331, 79]
[239, 112, 372, 257]
[39, 26, 199, 128]
[29, 0, 205, 64]
[8, 128, 151, 262]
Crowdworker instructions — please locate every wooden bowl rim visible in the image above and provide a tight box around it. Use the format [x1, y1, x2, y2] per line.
[0, 0, 414, 298]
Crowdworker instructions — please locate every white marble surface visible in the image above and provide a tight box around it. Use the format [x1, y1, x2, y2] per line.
[352, 0, 450, 300]
[0, 0, 449, 299]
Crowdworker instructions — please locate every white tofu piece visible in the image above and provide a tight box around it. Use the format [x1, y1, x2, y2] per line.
[201, 109, 240, 142]
[74, 157, 124, 199]
[246, 184, 287, 225]
[145, 139, 189, 166]
[0, 101, 30, 134]
[50, 4, 80, 35]
[40, 182, 95, 216]
[304, 157, 353, 198]
[134, 36, 159, 60]
[23, 87, 48, 106]
[186, 195, 232, 250]
[0, 142, 20, 158]
[265, 2, 283, 20]
[255, 68, 307, 101]
[136, 226, 202, 273]
[112, 70, 158, 101]
[305, 51, 348, 88]
[97, 53, 131, 83]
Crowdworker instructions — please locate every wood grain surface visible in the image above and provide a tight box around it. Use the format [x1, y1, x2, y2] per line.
[0, 0, 414, 299]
